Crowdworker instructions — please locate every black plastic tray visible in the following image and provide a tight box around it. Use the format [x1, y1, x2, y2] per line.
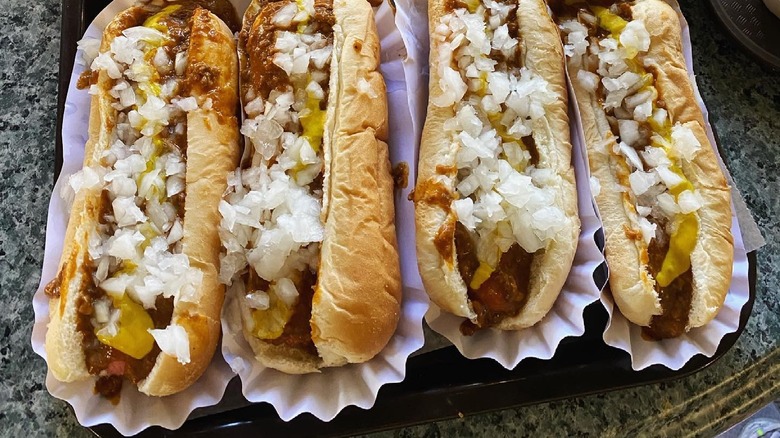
[54, 1, 757, 437]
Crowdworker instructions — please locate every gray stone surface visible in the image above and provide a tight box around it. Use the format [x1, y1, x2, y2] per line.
[0, 0, 777, 437]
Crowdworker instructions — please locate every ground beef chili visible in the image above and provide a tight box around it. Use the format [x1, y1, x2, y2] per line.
[267, 269, 318, 355]
[643, 219, 694, 339]
[392, 162, 410, 189]
[413, 180, 457, 263]
[523, 135, 539, 166]
[454, 224, 535, 335]
[77, 258, 175, 400]
[244, 261, 317, 355]
[155, 0, 238, 56]
[243, 0, 334, 101]
[44, 270, 63, 298]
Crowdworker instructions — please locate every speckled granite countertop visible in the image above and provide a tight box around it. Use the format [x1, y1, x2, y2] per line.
[1, 0, 778, 436]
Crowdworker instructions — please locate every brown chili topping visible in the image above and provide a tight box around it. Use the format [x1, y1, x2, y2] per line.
[44, 270, 63, 299]
[266, 269, 318, 355]
[434, 214, 457, 264]
[151, 0, 238, 56]
[410, 179, 453, 210]
[76, 70, 99, 90]
[523, 136, 539, 166]
[435, 164, 458, 176]
[244, 256, 317, 355]
[75, 256, 175, 399]
[242, 0, 335, 101]
[642, 219, 694, 340]
[247, 269, 271, 294]
[454, 223, 534, 335]
[454, 223, 480, 287]
[392, 162, 410, 189]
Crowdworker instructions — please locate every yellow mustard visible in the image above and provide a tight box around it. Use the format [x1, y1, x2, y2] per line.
[96, 294, 156, 359]
[469, 262, 494, 290]
[143, 4, 182, 33]
[116, 260, 137, 275]
[648, 111, 672, 139]
[593, 7, 627, 38]
[654, 169, 698, 287]
[463, 0, 480, 14]
[300, 89, 326, 152]
[137, 222, 159, 250]
[296, 0, 309, 33]
[136, 137, 168, 202]
[251, 290, 294, 340]
[477, 71, 488, 97]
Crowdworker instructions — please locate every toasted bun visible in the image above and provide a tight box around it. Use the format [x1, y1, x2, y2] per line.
[236, 0, 401, 372]
[566, 0, 733, 330]
[414, 0, 579, 329]
[45, 6, 239, 396]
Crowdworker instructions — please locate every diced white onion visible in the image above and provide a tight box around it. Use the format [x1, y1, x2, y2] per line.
[637, 216, 656, 245]
[671, 124, 702, 161]
[274, 277, 299, 307]
[629, 170, 659, 195]
[577, 70, 600, 92]
[656, 166, 685, 188]
[618, 142, 644, 170]
[245, 291, 270, 310]
[149, 324, 190, 365]
[677, 190, 703, 213]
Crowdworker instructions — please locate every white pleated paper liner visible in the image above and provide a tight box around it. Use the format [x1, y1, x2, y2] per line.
[566, 0, 752, 371]
[30, 0, 259, 435]
[219, 1, 428, 422]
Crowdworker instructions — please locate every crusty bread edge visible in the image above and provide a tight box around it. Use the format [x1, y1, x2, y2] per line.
[312, 0, 401, 366]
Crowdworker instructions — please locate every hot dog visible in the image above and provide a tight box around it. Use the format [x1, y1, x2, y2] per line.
[413, 0, 580, 335]
[218, 0, 401, 374]
[553, 0, 733, 338]
[44, 0, 239, 398]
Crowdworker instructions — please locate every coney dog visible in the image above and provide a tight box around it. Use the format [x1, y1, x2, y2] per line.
[44, 0, 239, 398]
[218, 0, 401, 374]
[553, 0, 733, 338]
[413, 0, 581, 335]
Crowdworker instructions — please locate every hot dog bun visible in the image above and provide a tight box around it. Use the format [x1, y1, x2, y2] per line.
[557, 0, 732, 337]
[414, 0, 580, 333]
[45, 2, 239, 397]
[219, 0, 401, 374]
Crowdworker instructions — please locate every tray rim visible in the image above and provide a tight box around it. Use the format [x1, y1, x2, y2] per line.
[52, 0, 757, 436]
